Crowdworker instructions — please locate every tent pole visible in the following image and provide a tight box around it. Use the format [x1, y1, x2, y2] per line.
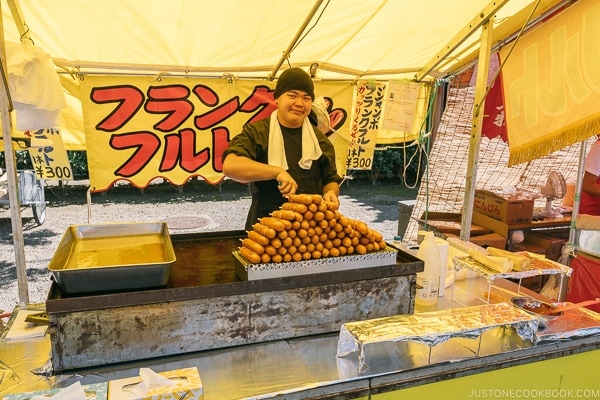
[459, 18, 494, 242]
[268, 0, 325, 80]
[0, 1, 29, 308]
[6, 0, 29, 40]
[569, 140, 587, 245]
[416, 0, 508, 81]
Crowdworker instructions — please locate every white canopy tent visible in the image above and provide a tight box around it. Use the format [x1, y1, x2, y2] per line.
[1, 0, 573, 151]
[0, 0, 566, 80]
[0, 0, 588, 307]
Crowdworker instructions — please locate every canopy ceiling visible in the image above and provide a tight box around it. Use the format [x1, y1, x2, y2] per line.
[0, 0, 568, 81]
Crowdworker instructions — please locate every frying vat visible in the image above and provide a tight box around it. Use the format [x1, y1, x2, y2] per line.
[47, 221, 176, 294]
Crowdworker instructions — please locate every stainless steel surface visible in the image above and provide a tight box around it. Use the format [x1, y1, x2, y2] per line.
[234, 246, 399, 280]
[4, 277, 600, 399]
[337, 302, 538, 373]
[46, 231, 419, 371]
[47, 222, 176, 294]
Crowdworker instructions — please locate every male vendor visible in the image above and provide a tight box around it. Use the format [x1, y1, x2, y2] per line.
[222, 67, 342, 229]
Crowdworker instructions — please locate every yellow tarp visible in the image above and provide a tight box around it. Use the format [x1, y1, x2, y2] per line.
[502, 0, 600, 166]
[0, 0, 565, 149]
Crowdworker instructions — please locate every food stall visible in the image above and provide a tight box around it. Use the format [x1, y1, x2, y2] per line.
[2, 261, 600, 399]
[2, 1, 600, 398]
[2, 216, 600, 399]
[44, 223, 420, 371]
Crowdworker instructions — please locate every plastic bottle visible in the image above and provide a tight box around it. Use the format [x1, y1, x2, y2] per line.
[415, 231, 441, 306]
[433, 237, 449, 297]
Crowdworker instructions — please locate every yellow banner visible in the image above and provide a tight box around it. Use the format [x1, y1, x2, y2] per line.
[347, 81, 385, 170]
[80, 76, 352, 191]
[501, 0, 600, 166]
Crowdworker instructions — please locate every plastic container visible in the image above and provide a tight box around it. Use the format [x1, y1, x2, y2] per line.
[415, 231, 441, 306]
[433, 237, 449, 297]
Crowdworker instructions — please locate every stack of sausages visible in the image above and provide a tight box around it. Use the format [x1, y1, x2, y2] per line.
[238, 194, 387, 264]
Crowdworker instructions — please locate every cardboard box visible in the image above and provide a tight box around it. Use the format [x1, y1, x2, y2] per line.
[523, 232, 565, 261]
[469, 232, 507, 249]
[472, 212, 511, 238]
[473, 190, 535, 224]
[510, 242, 546, 255]
[108, 367, 203, 400]
[419, 212, 493, 237]
[3, 382, 107, 400]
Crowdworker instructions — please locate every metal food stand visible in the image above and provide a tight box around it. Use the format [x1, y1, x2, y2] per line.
[2, 275, 600, 399]
[0, 169, 46, 226]
[44, 230, 421, 371]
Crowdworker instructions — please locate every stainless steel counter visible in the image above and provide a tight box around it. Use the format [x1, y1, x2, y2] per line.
[45, 232, 422, 372]
[2, 276, 600, 399]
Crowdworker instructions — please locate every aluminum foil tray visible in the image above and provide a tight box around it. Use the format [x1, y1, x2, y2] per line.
[234, 246, 398, 281]
[48, 221, 176, 294]
[336, 303, 538, 373]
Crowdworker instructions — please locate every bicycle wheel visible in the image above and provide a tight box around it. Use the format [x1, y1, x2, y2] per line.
[31, 185, 46, 226]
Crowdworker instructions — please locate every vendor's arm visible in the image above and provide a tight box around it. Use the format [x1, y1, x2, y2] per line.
[582, 171, 600, 197]
[222, 153, 298, 195]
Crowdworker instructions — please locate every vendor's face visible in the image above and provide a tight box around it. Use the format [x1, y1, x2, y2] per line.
[276, 90, 313, 128]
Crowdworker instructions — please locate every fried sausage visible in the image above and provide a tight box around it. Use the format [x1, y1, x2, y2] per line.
[281, 202, 308, 214]
[271, 209, 297, 221]
[239, 246, 261, 264]
[260, 217, 286, 232]
[286, 194, 314, 205]
[247, 230, 270, 246]
[253, 223, 276, 239]
[242, 238, 265, 255]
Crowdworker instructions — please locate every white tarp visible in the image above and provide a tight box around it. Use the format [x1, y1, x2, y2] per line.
[0, 0, 569, 150]
[0, 0, 564, 79]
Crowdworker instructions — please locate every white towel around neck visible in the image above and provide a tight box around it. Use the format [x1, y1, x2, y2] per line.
[268, 110, 323, 170]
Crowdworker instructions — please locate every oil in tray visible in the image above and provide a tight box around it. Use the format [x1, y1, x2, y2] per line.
[66, 233, 168, 269]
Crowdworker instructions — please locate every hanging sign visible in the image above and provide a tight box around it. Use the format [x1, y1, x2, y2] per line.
[346, 81, 384, 170]
[382, 81, 420, 131]
[501, 0, 600, 165]
[26, 128, 73, 181]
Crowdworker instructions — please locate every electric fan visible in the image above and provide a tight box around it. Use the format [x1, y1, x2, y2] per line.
[539, 171, 567, 218]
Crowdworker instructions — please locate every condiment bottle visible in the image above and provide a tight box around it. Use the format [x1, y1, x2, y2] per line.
[433, 237, 449, 297]
[415, 231, 440, 306]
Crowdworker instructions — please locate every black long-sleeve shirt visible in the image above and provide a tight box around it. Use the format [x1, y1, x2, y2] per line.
[222, 117, 342, 229]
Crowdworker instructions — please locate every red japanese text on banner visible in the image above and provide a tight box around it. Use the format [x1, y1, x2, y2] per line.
[80, 76, 353, 192]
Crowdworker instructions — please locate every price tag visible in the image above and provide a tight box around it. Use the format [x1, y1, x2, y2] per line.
[26, 128, 73, 181]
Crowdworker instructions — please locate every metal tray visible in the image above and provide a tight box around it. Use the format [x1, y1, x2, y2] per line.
[48, 221, 176, 294]
[234, 246, 399, 281]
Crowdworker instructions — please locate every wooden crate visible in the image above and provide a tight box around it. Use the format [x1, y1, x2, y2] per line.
[46, 231, 422, 372]
[419, 212, 493, 237]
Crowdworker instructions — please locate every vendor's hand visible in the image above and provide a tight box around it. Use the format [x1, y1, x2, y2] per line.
[323, 190, 339, 209]
[276, 171, 298, 196]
